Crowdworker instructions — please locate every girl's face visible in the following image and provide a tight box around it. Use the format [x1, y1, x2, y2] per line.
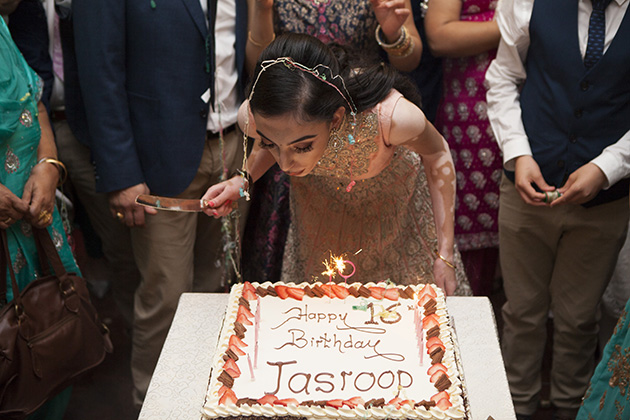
[252, 107, 345, 177]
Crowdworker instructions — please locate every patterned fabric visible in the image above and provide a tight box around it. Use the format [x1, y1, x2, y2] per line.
[243, 1, 380, 284]
[584, 0, 613, 69]
[578, 298, 630, 420]
[273, 0, 378, 49]
[436, 0, 500, 253]
[0, 18, 79, 303]
[281, 91, 471, 295]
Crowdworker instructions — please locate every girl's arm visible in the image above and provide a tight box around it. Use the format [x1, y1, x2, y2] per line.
[246, 0, 275, 74]
[389, 98, 457, 295]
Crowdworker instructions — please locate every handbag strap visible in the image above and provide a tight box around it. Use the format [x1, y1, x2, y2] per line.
[32, 228, 68, 278]
[0, 230, 23, 307]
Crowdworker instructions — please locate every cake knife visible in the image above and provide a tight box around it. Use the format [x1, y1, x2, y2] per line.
[135, 195, 237, 212]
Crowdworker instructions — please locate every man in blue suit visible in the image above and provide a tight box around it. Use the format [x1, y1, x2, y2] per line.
[74, 0, 248, 406]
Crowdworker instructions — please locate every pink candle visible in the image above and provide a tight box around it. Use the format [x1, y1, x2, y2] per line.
[247, 353, 255, 381]
[254, 297, 260, 368]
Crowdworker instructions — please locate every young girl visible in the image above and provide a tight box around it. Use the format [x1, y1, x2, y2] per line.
[203, 33, 470, 295]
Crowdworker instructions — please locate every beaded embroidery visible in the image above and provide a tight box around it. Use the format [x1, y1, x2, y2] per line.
[19, 109, 33, 128]
[4, 146, 20, 174]
[312, 111, 378, 179]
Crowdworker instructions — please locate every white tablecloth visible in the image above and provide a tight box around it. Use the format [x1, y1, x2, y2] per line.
[139, 294, 515, 420]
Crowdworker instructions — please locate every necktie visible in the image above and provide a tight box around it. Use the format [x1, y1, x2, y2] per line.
[206, 0, 218, 107]
[583, 0, 613, 69]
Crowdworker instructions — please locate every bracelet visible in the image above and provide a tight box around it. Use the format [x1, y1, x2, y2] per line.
[434, 250, 456, 270]
[386, 36, 414, 57]
[248, 31, 276, 48]
[37, 157, 67, 186]
[375, 24, 407, 49]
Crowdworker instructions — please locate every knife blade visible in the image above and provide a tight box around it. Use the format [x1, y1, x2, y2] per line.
[135, 195, 208, 212]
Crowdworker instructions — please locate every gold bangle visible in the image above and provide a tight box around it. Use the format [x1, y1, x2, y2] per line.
[37, 157, 68, 186]
[248, 31, 276, 48]
[434, 250, 456, 270]
[375, 24, 407, 49]
[386, 36, 414, 57]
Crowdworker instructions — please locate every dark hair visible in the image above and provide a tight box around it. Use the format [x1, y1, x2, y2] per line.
[248, 33, 422, 123]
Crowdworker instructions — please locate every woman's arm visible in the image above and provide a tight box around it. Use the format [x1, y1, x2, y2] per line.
[371, 0, 423, 71]
[246, 0, 275, 74]
[22, 101, 62, 228]
[389, 98, 457, 295]
[425, 0, 500, 57]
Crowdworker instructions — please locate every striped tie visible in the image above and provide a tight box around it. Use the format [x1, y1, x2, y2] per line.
[583, 0, 613, 69]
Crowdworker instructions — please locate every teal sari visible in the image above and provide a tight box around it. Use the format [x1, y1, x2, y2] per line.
[1, 17, 80, 419]
[577, 298, 630, 420]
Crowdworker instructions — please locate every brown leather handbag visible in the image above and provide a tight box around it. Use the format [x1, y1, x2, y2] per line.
[0, 228, 113, 418]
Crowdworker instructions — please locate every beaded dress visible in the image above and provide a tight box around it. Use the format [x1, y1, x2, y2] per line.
[280, 90, 470, 294]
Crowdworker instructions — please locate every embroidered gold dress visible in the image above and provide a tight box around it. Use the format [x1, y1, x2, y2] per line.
[281, 91, 470, 294]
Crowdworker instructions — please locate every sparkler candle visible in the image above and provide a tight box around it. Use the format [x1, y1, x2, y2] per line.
[336, 258, 356, 284]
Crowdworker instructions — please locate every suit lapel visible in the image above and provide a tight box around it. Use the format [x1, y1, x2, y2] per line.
[180, 0, 208, 39]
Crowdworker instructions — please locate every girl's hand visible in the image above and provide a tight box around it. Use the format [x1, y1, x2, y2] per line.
[202, 176, 245, 218]
[0, 184, 28, 229]
[433, 257, 457, 296]
[371, 0, 410, 42]
[22, 162, 58, 228]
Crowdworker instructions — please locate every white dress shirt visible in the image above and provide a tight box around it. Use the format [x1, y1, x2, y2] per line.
[486, 0, 630, 187]
[201, 0, 239, 133]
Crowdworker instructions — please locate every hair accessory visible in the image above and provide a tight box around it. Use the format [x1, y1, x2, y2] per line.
[434, 250, 456, 270]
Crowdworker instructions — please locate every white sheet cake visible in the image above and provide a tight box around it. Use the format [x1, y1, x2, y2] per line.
[202, 281, 468, 420]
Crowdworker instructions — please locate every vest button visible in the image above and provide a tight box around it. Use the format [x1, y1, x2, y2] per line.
[569, 134, 577, 143]
[200, 109, 208, 119]
[574, 108, 583, 118]
[580, 81, 590, 91]
[557, 160, 565, 168]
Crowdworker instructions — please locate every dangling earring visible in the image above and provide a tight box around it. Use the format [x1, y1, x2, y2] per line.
[328, 125, 345, 153]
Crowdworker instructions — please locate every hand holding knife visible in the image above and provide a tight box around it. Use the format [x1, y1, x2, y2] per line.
[135, 194, 237, 216]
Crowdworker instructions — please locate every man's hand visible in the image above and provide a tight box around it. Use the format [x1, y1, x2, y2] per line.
[552, 163, 607, 206]
[109, 183, 157, 227]
[514, 155, 555, 206]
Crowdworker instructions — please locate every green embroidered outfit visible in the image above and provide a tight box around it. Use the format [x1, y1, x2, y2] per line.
[578, 298, 630, 420]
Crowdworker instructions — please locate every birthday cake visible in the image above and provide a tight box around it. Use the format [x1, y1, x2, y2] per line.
[202, 281, 468, 420]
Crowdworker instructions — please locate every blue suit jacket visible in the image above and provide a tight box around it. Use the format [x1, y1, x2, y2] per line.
[73, 0, 248, 196]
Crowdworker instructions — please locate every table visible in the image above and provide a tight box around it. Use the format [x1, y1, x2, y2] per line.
[139, 294, 516, 420]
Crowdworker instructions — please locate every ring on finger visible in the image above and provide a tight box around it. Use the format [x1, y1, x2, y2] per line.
[38, 210, 51, 221]
[3, 217, 12, 224]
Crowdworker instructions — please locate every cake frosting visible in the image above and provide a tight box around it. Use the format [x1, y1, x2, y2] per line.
[202, 281, 468, 420]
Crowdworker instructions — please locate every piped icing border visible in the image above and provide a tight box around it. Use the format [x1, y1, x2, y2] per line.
[202, 282, 468, 420]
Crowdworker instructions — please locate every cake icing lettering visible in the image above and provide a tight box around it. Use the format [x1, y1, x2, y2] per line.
[272, 305, 349, 329]
[267, 361, 414, 396]
[274, 329, 404, 361]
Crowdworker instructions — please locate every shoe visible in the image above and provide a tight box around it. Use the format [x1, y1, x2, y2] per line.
[516, 414, 533, 420]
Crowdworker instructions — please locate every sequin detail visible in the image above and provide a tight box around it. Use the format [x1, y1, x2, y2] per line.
[19, 109, 33, 128]
[52, 227, 64, 251]
[5, 146, 20, 174]
[313, 111, 378, 179]
[12, 248, 26, 274]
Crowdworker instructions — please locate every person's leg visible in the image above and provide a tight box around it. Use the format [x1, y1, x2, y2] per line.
[499, 176, 560, 416]
[549, 198, 629, 417]
[55, 120, 140, 326]
[193, 129, 248, 292]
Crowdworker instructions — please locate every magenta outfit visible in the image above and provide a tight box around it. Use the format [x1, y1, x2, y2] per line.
[435, 0, 500, 294]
